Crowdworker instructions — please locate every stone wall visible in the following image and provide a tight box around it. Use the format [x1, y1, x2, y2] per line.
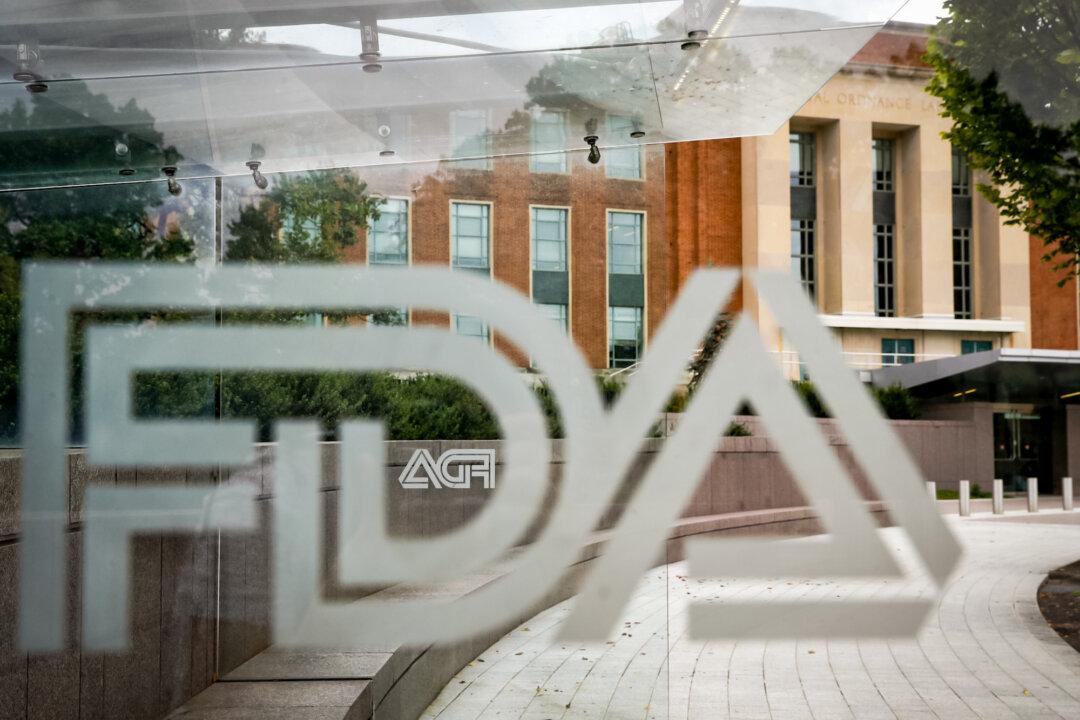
[0, 414, 982, 719]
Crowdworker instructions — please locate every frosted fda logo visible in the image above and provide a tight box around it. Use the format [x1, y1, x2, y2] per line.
[17, 263, 960, 652]
[398, 449, 496, 489]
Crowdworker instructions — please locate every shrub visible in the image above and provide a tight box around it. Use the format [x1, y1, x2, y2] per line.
[871, 383, 920, 420]
[724, 421, 752, 437]
[792, 380, 830, 418]
[533, 381, 564, 439]
[596, 374, 624, 407]
[664, 392, 688, 413]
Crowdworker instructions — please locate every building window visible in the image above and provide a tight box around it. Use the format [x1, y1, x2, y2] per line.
[454, 313, 489, 342]
[530, 112, 567, 173]
[609, 306, 642, 368]
[873, 138, 894, 192]
[953, 227, 973, 319]
[450, 109, 491, 170]
[537, 302, 568, 331]
[608, 211, 643, 275]
[790, 132, 816, 187]
[874, 224, 896, 317]
[790, 219, 816, 298]
[368, 198, 408, 265]
[451, 202, 490, 270]
[952, 146, 971, 196]
[961, 339, 992, 354]
[605, 115, 643, 180]
[531, 207, 568, 271]
[881, 338, 915, 366]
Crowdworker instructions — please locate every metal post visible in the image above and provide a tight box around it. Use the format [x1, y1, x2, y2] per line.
[958, 480, 971, 516]
[1027, 477, 1038, 513]
[1064, 477, 1074, 511]
[992, 478, 1004, 515]
[926, 481, 937, 503]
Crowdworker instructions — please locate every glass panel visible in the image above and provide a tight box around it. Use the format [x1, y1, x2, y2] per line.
[454, 312, 490, 341]
[531, 112, 568, 173]
[537, 302, 568, 331]
[451, 202, 490, 269]
[531, 207, 568, 271]
[952, 146, 972, 196]
[873, 138, 894, 191]
[605, 115, 644, 180]
[450, 109, 492, 170]
[790, 132, 816, 186]
[369, 198, 409, 264]
[790, 219, 816, 298]
[608, 211, 643, 275]
[608, 305, 642, 368]
[874, 224, 895, 317]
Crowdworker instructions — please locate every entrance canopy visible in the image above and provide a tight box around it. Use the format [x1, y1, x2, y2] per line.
[871, 349, 1080, 405]
[0, 0, 907, 190]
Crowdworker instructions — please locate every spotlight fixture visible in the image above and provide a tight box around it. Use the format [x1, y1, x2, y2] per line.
[584, 135, 601, 164]
[379, 149, 396, 157]
[630, 129, 646, 139]
[583, 117, 601, 164]
[360, 18, 382, 73]
[118, 167, 135, 177]
[246, 160, 269, 189]
[161, 166, 182, 196]
[681, 29, 707, 51]
[15, 41, 46, 91]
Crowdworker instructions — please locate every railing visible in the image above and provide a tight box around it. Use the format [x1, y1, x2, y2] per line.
[771, 349, 957, 372]
[598, 350, 957, 381]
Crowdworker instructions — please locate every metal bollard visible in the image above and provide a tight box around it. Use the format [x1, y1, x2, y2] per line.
[1027, 477, 1039, 513]
[958, 480, 971, 516]
[993, 479, 1004, 515]
[926, 481, 937, 503]
[1064, 477, 1074, 511]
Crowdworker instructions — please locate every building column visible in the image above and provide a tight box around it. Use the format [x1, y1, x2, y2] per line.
[740, 124, 791, 347]
[898, 126, 951, 318]
[973, 177, 1031, 348]
[820, 118, 874, 316]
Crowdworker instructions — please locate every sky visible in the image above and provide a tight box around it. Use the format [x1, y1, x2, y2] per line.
[259, 1, 952, 59]
[893, 0, 948, 24]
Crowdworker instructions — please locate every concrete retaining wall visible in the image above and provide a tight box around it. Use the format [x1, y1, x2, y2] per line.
[0, 414, 980, 719]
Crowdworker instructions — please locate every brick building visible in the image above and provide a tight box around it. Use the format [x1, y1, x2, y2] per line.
[225, 21, 1078, 376]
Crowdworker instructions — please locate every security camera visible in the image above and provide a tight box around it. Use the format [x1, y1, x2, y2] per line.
[377, 124, 392, 138]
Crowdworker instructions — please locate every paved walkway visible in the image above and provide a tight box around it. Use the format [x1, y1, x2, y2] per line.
[423, 512, 1080, 719]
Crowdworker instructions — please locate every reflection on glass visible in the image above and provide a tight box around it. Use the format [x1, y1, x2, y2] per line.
[530, 112, 568, 173]
[608, 211, 644, 275]
[454, 313, 490, 342]
[369, 198, 410, 264]
[451, 201, 491, 270]
[605, 115, 644, 180]
[531, 206, 569, 271]
[609, 305, 642, 368]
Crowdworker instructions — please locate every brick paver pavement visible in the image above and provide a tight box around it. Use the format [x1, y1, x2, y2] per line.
[423, 511, 1080, 719]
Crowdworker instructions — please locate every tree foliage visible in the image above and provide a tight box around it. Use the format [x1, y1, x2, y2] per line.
[225, 170, 380, 263]
[687, 312, 733, 396]
[926, 0, 1080, 280]
[0, 85, 199, 439]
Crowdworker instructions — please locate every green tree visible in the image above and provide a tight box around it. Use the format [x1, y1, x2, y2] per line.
[225, 170, 380, 263]
[0, 84, 200, 440]
[687, 311, 733, 396]
[926, 0, 1080, 280]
